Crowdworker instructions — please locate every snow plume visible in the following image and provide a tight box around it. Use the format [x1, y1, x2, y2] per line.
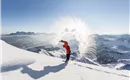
[49, 16, 95, 56]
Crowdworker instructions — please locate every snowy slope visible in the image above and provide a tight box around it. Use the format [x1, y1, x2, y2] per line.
[1, 40, 130, 80]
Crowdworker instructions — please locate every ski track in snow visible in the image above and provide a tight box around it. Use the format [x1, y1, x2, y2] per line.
[73, 62, 130, 78]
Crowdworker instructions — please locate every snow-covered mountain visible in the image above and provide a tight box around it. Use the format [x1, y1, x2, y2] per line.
[1, 34, 130, 70]
[93, 34, 130, 69]
[1, 40, 130, 80]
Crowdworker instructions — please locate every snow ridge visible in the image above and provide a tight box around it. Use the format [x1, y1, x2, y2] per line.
[1, 40, 130, 80]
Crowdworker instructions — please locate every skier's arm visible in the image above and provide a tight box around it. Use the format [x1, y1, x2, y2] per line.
[59, 40, 66, 48]
[59, 40, 66, 43]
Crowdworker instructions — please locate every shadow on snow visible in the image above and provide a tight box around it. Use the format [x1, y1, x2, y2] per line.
[21, 62, 68, 79]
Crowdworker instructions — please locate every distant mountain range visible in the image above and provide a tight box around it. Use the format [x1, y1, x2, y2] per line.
[9, 31, 36, 35]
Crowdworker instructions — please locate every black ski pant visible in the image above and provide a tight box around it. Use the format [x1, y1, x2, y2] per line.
[66, 54, 70, 62]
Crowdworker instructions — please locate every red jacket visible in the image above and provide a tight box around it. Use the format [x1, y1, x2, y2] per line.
[62, 41, 71, 54]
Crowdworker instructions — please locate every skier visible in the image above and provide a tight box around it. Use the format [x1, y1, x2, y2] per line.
[60, 40, 71, 62]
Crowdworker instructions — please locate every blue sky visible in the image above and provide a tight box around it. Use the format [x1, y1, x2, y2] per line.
[2, 0, 129, 34]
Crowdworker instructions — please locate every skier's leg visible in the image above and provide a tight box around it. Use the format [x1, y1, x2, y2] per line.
[67, 54, 70, 61]
[65, 54, 70, 62]
[65, 54, 68, 62]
